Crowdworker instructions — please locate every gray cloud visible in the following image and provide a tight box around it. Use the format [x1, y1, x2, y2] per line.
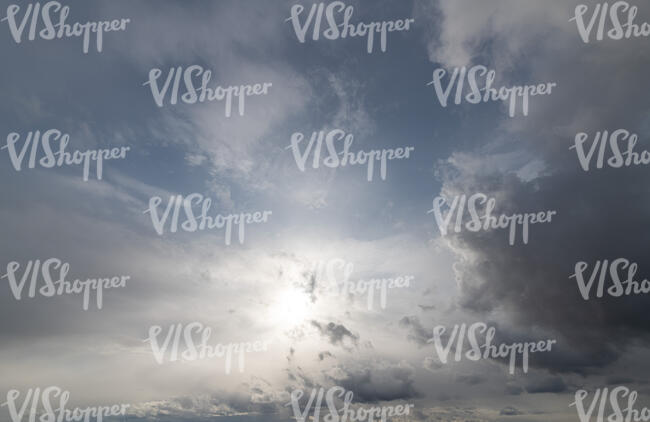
[398, 316, 431, 346]
[524, 377, 568, 394]
[310, 320, 359, 348]
[326, 361, 419, 403]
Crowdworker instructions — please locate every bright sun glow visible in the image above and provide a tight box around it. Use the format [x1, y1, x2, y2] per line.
[269, 288, 313, 328]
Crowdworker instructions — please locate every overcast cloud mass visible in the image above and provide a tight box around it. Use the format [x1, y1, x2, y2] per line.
[1, 0, 650, 421]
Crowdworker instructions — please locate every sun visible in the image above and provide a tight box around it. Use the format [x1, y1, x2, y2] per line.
[268, 288, 313, 328]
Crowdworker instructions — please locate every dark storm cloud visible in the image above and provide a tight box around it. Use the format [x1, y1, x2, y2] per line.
[524, 376, 567, 394]
[431, 0, 650, 378]
[326, 362, 419, 403]
[606, 376, 637, 386]
[398, 313, 583, 375]
[456, 374, 485, 385]
[441, 147, 650, 376]
[505, 384, 524, 396]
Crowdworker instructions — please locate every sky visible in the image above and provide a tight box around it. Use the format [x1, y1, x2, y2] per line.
[1, 0, 650, 421]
